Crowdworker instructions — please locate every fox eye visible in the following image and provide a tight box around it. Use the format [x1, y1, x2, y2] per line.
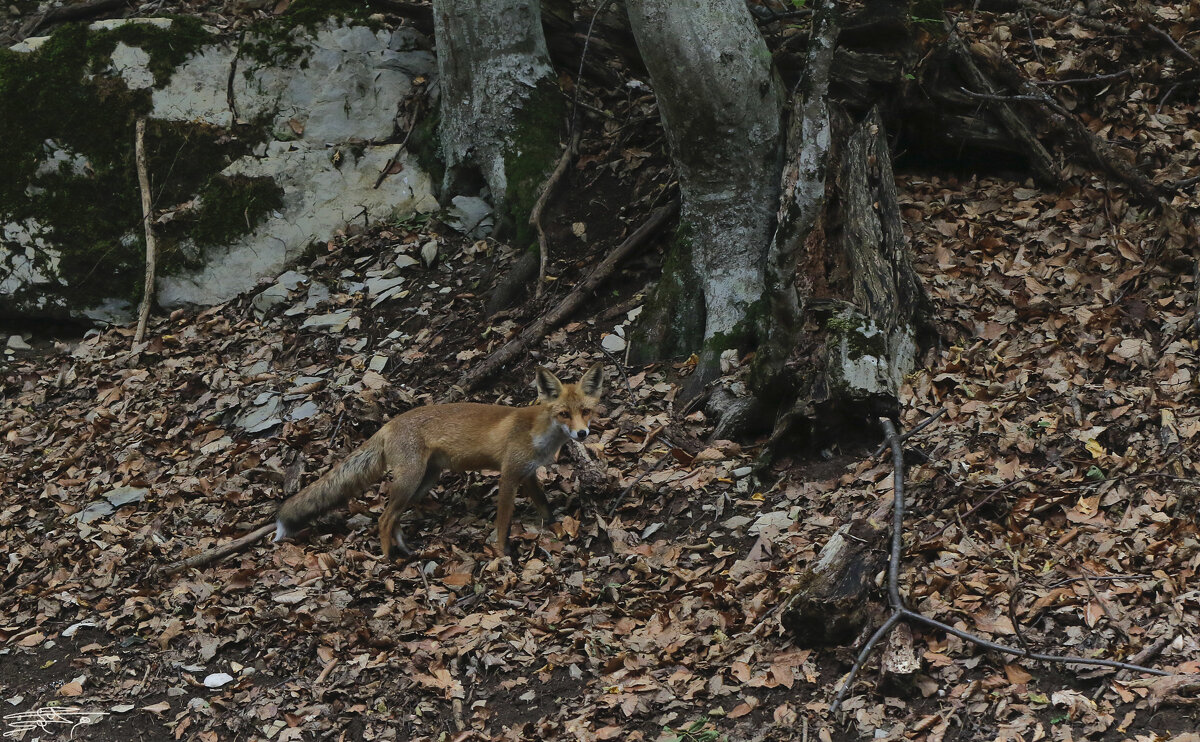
[557, 411, 570, 419]
[581, 408, 592, 416]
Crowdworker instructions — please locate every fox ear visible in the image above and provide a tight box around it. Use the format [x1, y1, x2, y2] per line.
[535, 366, 564, 401]
[579, 362, 604, 398]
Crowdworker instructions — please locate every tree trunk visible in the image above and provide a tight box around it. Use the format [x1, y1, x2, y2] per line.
[624, 0, 785, 396]
[432, 0, 564, 243]
[817, 106, 930, 412]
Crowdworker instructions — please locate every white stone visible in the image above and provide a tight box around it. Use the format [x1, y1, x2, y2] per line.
[4, 18, 439, 319]
[300, 310, 353, 331]
[158, 144, 435, 307]
[601, 334, 626, 352]
[234, 23, 431, 142]
[420, 239, 438, 266]
[109, 42, 154, 90]
[151, 44, 236, 128]
[9, 35, 49, 53]
[89, 18, 173, 31]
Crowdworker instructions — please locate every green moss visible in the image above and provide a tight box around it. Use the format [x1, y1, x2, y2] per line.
[242, 0, 382, 68]
[501, 78, 565, 248]
[97, 17, 214, 85]
[407, 103, 444, 199]
[825, 311, 887, 360]
[628, 224, 705, 364]
[283, 0, 380, 29]
[159, 175, 283, 267]
[0, 21, 255, 312]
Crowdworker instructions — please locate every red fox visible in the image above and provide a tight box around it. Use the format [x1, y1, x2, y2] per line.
[273, 363, 604, 558]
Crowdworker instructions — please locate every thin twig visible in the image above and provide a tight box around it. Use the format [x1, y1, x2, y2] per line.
[608, 450, 672, 518]
[531, 129, 580, 299]
[1148, 24, 1200, 69]
[959, 87, 1047, 104]
[957, 470, 1045, 521]
[597, 343, 633, 401]
[134, 118, 157, 344]
[872, 407, 946, 457]
[1031, 70, 1132, 86]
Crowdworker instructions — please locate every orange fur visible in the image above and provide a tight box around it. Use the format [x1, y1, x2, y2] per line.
[274, 363, 603, 558]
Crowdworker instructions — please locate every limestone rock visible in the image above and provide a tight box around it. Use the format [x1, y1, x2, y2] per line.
[2, 17, 438, 320]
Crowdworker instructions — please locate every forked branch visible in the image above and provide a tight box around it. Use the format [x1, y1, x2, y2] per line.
[828, 418, 1169, 714]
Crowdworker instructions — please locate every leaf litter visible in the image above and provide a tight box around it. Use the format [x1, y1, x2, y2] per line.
[1, 0, 1199, 740]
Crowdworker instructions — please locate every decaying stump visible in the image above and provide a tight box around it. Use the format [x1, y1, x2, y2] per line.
[762, 105, 933, 448]
[781, 497, 890, 647]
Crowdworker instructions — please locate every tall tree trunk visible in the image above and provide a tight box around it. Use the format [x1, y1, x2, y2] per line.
[624, 0, 785, 396]
[432, 0, 564, 243]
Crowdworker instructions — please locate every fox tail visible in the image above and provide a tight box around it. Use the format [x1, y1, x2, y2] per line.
[274, 436, 387, 542]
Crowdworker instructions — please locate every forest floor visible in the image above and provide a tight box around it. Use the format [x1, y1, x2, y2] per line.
[2, 1, 1199, 741]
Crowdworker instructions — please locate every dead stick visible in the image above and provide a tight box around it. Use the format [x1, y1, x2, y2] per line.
[459, 202, 677, 392]
[162, 523, 275, 577]
[134, 118, 157, 344]
[531, 129, 581, 300]
[608, 448, 672, 518]
[1149, 24, 1200, 69]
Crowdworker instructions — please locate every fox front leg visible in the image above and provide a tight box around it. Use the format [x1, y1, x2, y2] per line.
[521, 477, 553, 523]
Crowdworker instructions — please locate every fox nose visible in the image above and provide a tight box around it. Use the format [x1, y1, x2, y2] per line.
[573, 428, 589, 440]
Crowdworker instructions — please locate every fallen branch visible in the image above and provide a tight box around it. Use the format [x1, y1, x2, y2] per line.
[827, 418, 1169, 715]
[459, 202, 678, 392]
[963, 39, 1168, 207]
[134, 118, 157, 344]
[161, 523, 275, 577]
[948, 26, 1060, 185]
[1014, 0, 1129, 35]
[16, 0, 129, 41]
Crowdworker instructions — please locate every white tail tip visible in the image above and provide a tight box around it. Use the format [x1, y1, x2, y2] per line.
[273, 520, 290, 543]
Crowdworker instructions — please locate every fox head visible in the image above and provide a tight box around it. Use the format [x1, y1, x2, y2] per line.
[535, 362, 604, 442]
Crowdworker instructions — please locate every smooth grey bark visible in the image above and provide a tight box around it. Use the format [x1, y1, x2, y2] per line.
[625, 0, 785, 391]
[432, 0, 562, 232]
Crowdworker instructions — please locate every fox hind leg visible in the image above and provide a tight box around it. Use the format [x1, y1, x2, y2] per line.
[378, 463, 441, 560]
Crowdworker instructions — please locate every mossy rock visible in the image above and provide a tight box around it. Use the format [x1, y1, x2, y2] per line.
[2, 13, 437, 319]
[0, 19, 267, 316]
